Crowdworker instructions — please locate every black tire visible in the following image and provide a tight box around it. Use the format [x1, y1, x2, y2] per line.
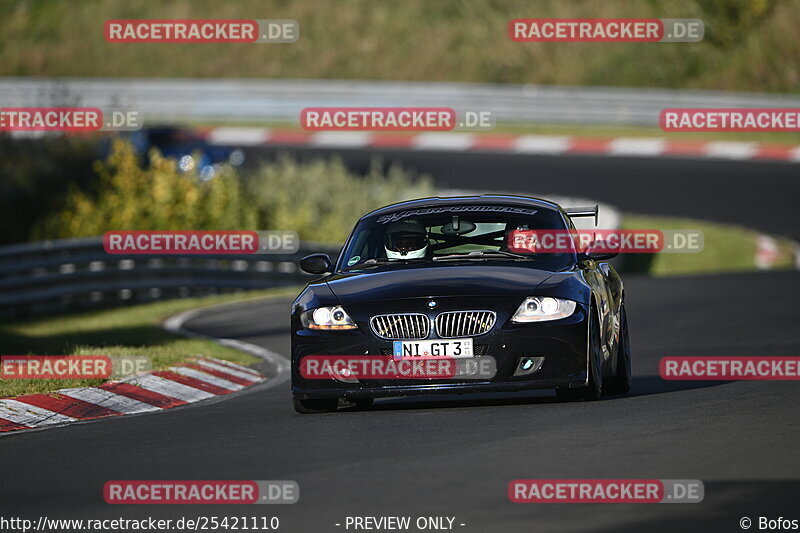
[556, 309, 603, 402]
[292, 397, 338, 414]
[604, 304, 631, 395]
[350, 398, 374, 410]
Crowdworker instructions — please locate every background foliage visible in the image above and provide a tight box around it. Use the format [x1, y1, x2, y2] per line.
[18, 138, 433, 244]
[1, 0, 795, 92]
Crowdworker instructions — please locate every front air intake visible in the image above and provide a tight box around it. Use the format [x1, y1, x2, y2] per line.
[435, 311, 496, 338]
[370, 313, 430, 340]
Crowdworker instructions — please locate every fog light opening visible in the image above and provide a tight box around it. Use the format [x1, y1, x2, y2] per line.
[333, 367, 359, 384]
[514, 356, 545, 376]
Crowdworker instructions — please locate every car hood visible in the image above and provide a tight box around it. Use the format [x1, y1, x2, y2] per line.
[325, 264, 558, 304]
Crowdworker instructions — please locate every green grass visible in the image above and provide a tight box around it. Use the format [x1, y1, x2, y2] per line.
[0, 287, 300, 398]
[2, 0, 799, 93]
[622, 214, 797, 276]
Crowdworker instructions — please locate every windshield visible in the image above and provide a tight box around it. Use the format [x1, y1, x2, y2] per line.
[339, 204, 575, 271]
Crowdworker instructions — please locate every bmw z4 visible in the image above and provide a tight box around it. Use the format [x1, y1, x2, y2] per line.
[291, 195, 631, 413]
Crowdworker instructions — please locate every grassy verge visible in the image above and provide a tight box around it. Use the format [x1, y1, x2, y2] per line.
[0, 287, 300, 398]
[622, 214, 797, 276]
[3, 0, 799, 93]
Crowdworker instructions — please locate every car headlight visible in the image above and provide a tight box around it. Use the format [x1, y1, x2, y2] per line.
[511, 297, 576, 323]
[301, 306, 358, 330]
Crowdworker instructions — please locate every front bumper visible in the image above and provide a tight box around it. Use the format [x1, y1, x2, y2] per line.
[291, 302, 590, 400]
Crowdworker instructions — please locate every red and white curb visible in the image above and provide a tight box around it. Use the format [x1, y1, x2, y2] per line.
[204, 127, 800, 164]
[0, 356, 265, 433]
[755, 234, 781, 270]
[754, 234, 800, 270]
[0, 300, 291, 434]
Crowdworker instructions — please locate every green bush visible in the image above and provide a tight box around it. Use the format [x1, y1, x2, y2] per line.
[245, 154, 434, 243]
[32, 140, 434, 243]
[34, 139, 256, 238]
[0, 135, 99, 244]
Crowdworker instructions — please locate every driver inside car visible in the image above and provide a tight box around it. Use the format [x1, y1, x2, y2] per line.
[383, 220, 429, 259]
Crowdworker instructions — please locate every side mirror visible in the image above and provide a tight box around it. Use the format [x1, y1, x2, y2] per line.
[299, 253, 333, 275]
[585, 241, 618, 261]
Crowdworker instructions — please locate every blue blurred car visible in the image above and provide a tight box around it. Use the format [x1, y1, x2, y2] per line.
[126, 126, 244, 179]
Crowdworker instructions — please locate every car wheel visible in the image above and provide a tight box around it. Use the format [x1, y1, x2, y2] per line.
[604, 304, 631, 395]
[292, 397, 338, 414]
[556, 309, 603, 402]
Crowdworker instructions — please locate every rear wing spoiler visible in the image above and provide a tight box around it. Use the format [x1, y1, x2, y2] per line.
[565, 205, 598, 226]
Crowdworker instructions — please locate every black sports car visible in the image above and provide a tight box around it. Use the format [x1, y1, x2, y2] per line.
[291, 195, 631, 413]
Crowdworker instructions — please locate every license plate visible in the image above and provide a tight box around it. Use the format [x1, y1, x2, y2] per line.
[392, 339, 473, 358]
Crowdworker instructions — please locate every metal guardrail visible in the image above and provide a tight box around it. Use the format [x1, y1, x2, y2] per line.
[2, 77, 800, 127]
[0, 237, 339, 319]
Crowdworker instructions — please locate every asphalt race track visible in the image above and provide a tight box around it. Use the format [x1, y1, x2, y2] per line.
[2, 151, 799, 532]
